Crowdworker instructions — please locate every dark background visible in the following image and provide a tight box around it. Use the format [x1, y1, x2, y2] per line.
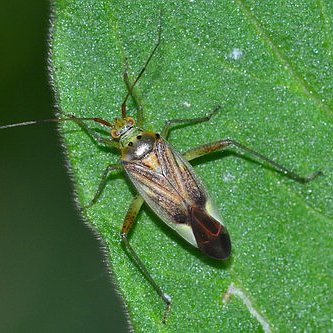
[0, 2, 128, 332]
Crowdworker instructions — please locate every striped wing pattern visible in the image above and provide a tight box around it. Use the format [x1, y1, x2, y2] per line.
[122, 137, 231, 259]
[123, 138, 202, 226]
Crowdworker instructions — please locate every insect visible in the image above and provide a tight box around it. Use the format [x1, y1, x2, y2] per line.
[0, 24, 322, 323]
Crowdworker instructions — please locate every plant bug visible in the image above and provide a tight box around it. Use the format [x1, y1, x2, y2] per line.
[0, 22, 322, 323]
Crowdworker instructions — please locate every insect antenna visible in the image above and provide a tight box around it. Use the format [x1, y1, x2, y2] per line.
[0, 116, 113, 130]
[121, 16, 162, 118]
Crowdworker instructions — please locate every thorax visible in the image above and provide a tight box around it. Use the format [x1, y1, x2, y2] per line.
[120, 127, 159, 166]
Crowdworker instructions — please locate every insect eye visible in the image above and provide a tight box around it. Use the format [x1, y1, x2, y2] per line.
[111, 129, 120, 138]
[155, 133, 160, 139]
[137, 135, 142, 140]
[128, 142, 133, 147]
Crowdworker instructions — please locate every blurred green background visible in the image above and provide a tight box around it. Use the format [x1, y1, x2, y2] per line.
[0, 2, 128, 332]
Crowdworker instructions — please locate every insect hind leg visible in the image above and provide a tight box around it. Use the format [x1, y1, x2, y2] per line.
[183, 139, 322, 183]
[121, 194, 171, 323]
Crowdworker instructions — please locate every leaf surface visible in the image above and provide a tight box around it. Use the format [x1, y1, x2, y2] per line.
[51, 1, 333, 331]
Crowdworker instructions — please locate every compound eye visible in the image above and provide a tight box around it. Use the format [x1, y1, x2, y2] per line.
[111, 129, 120, 138]
[127, 117, 135, 126]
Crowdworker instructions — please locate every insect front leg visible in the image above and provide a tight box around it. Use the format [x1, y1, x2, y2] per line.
[183, 139, 322, 183]
[121, 194, 171, 323]
[65, 116, 124, 209]
[66, 114, 119, 148]
[161, 106, 220, 138]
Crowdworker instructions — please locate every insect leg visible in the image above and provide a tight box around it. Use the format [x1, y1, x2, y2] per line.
[82, 163, 123, 209]
[183, 139, 322, 183]
[161, 106, 220, 138]
[121, 195, 171, 323]
[67, 115, 119, 148]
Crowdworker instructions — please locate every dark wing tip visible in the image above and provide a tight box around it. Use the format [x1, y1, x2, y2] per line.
[208, 229, 231, 260]
[190, 206, 231, 260]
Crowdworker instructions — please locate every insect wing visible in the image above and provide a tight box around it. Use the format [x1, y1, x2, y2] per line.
[122, 137, 231, 258]
[190, 206, 231, 259]
[123, 152, 197, 246]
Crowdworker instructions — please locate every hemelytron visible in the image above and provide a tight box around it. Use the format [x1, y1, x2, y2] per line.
[0, 23, 322, 322]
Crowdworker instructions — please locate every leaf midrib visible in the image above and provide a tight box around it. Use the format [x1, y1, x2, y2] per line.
[236, 0, 333, 116]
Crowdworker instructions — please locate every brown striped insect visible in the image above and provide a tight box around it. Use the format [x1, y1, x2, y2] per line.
[0, 25, 322, 322]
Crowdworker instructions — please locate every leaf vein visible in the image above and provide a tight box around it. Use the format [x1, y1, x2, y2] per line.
[236, 0, 333, 116]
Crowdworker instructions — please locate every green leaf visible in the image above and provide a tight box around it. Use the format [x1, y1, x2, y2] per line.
[51, 0, 333, 331]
